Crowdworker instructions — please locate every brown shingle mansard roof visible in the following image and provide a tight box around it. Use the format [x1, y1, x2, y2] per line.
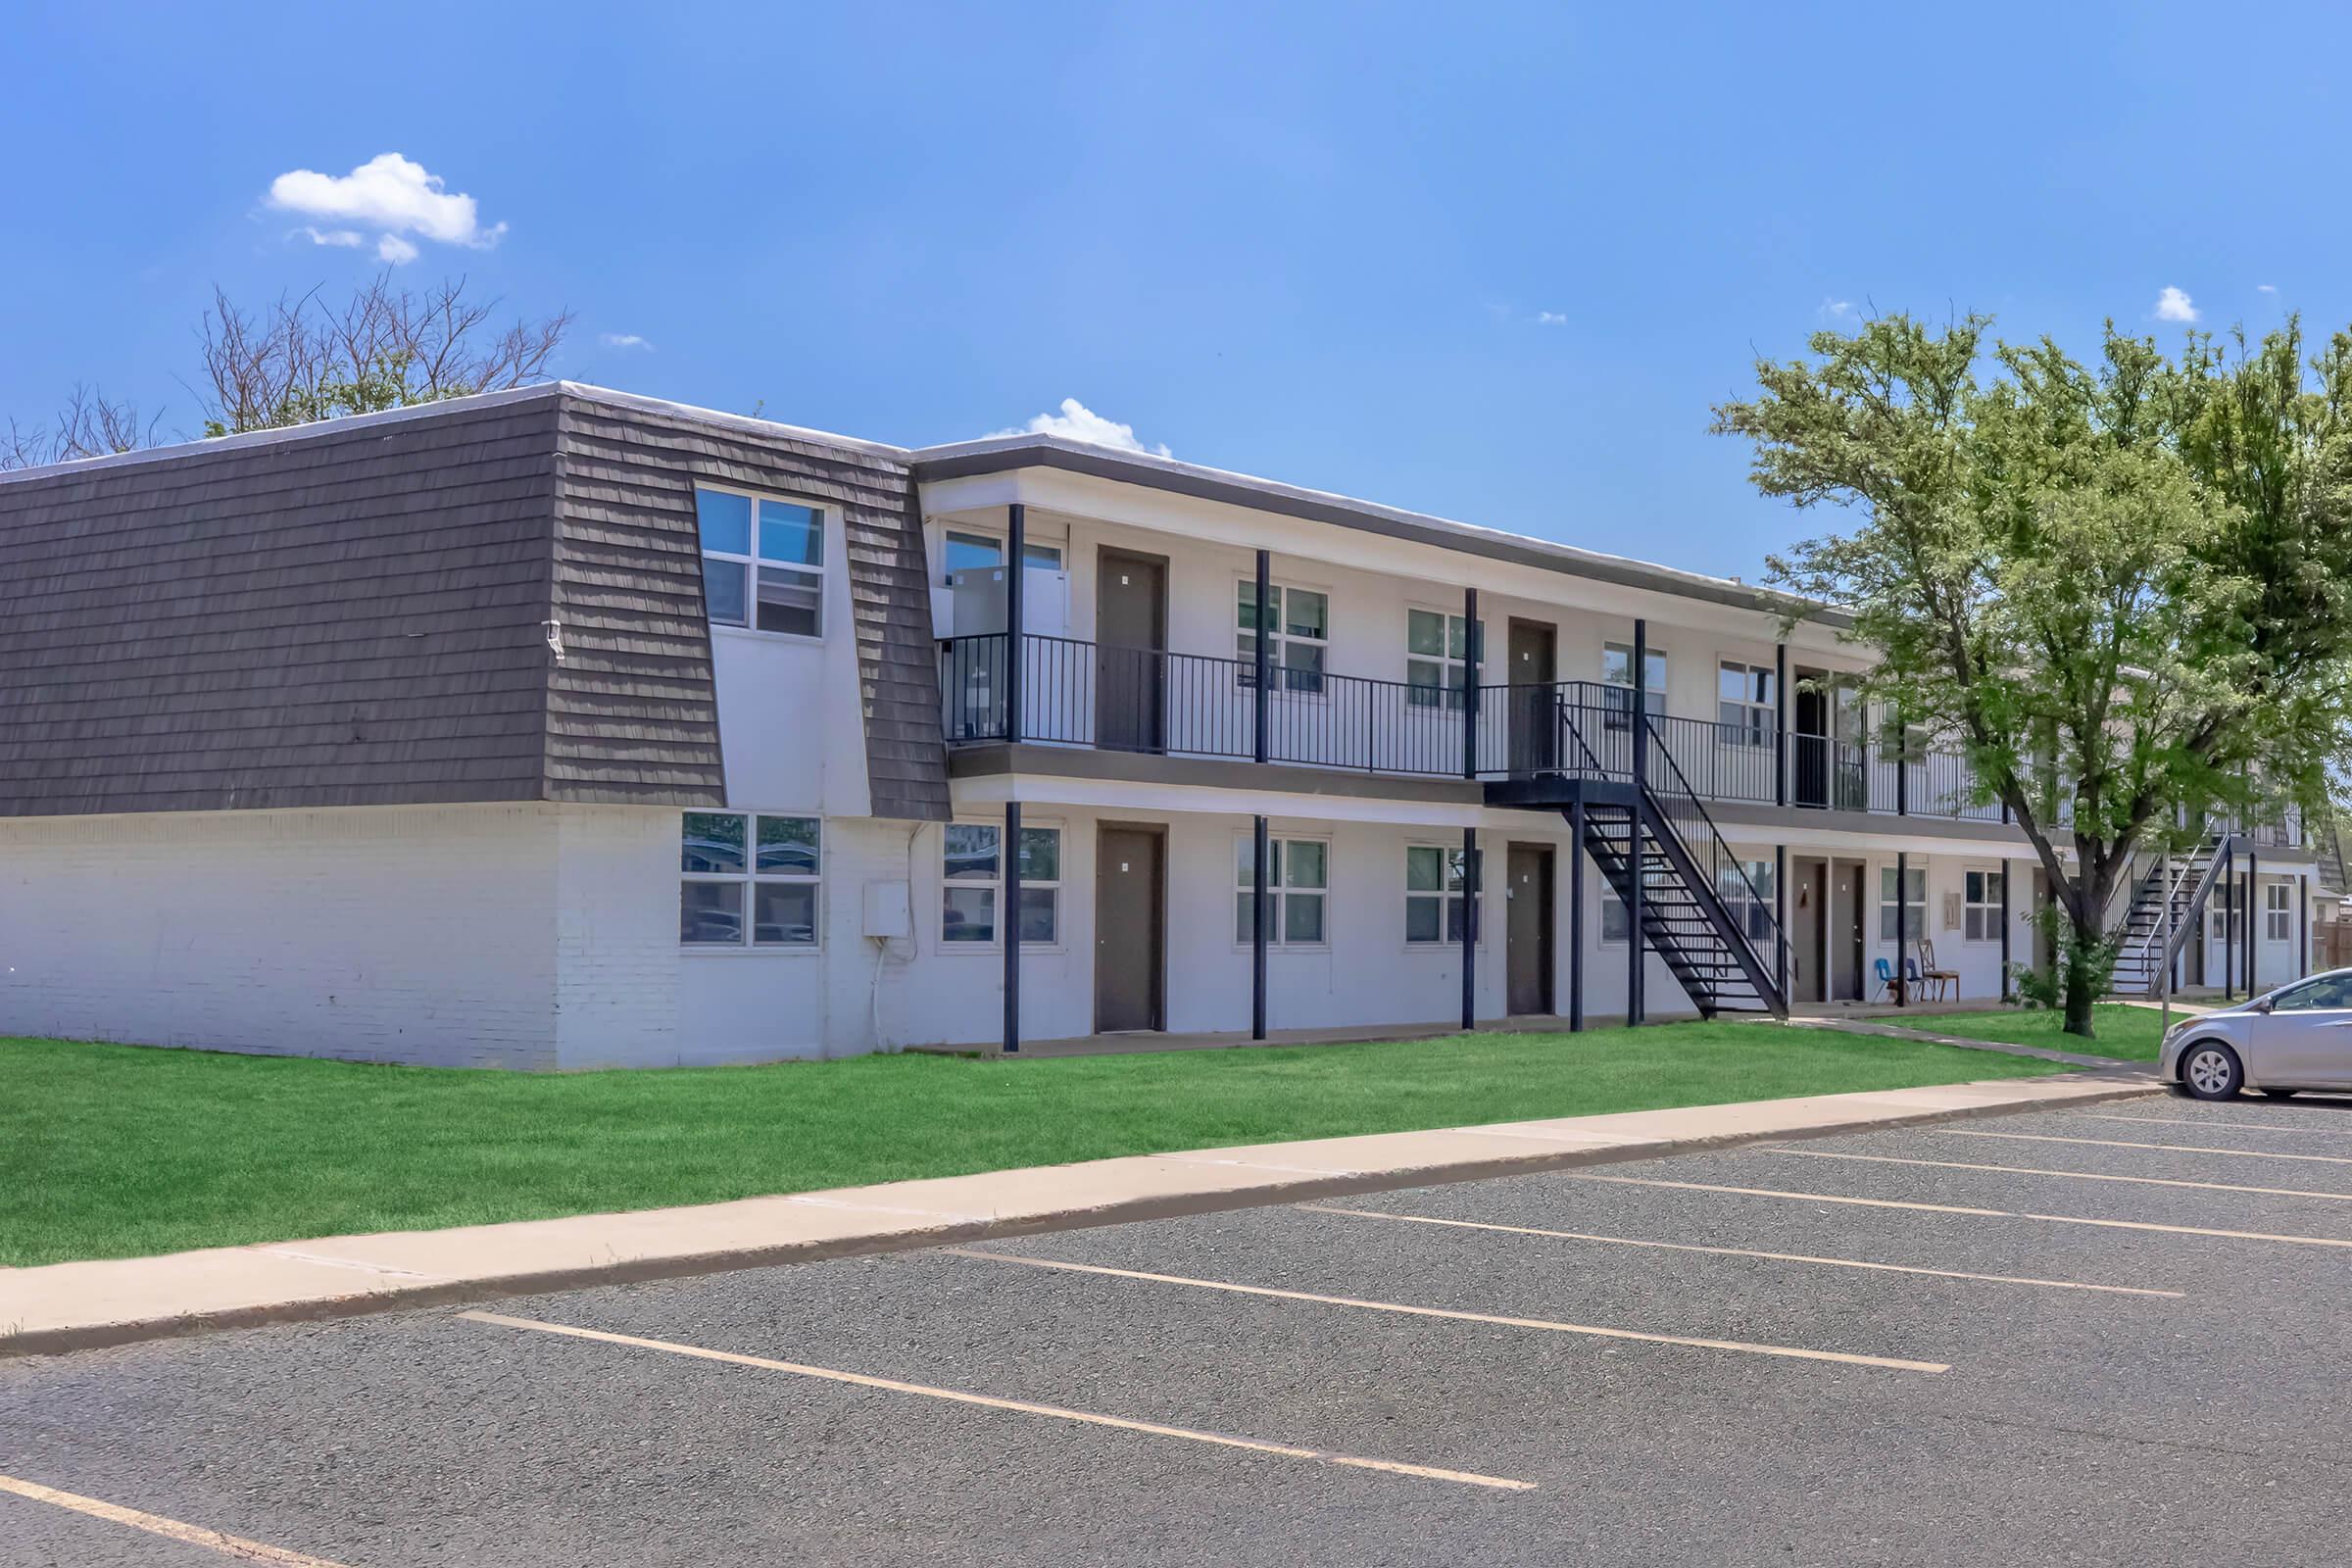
[0, 380, 1838, 822]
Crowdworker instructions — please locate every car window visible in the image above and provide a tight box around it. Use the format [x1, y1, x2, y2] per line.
[2271, 975, 2352, 1011]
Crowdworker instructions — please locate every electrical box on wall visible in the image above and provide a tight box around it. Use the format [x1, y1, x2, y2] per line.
[862, 880, 911, 940]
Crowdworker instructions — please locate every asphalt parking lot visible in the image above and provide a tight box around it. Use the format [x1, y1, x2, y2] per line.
[10, 1092, 2352, 1567]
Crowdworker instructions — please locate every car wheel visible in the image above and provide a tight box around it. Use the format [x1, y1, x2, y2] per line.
[2261, 1088, 2299, 1100]
[2179, 1041, 2244, 1101]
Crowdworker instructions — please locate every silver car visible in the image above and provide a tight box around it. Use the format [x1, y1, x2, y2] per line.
[2161, 968, 2352, 1100]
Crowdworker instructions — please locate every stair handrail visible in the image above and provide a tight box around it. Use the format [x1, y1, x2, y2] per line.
[1642, 711, 1785, 981]
[2118, 831, 2223, 975]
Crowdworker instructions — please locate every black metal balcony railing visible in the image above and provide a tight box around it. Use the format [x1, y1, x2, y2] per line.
[939, 633, 2301, 844]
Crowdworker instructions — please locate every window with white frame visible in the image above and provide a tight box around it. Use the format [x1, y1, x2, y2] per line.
[1601, 641, 1668, 725]
[1715, 858, 1777, 942]
[1236, 836, 1328, 945]
[680, 812, 820, 947]
[941, 822, 1059, 946]
[1237, 580, 1329, 694]
[942, 529, 1064, 583]
[2211, 880, 2239, 941]
[1964, 868, 2004, 942]
[1878, 864, 1927, 942]
[1717, 660, 1776, 748]
[697, 487, 824, 636]
[1600, 883, 1630, 944]
[1406, 609, 1475, 710]
[2267, 881, 2292, 943]
[1405, 844, 1482, 943]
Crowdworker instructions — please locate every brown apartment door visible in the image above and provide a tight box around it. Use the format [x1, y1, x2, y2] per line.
[1790, 858, 1826, 1003]
[1095, 824, 1165, 1032]
[1096, 550, 1167, 753]
[1506, 843, 1555, 1015]
[1829, 857, 1867, 1001]
[1507, 619, 1558, 775]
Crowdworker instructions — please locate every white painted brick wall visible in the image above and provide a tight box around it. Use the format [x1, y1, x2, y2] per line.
[0, 804, 564, 1068]
[554, 805, 689, 1068]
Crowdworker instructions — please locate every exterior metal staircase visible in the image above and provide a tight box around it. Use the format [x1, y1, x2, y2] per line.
[2107, 829, 2228, 997]
[1513, 684, 1788, 1018]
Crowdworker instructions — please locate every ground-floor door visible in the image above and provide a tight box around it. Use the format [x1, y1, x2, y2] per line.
[1506, 842, 1554, 1015]
[1790, 858, 1827, 1003]
[1094, 823, 1165, 1032]
[1829, 857, 1867, 1001]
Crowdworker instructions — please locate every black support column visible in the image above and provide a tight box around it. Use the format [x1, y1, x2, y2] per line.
[2223, 848, 2235, 999]
[1250, 814, 1269, 1040]
[1774, 642, 1788, 808]
[1628, 618, 1647, 1028]
[1461, 588, 1481, 779]
[1004, 503, 1026, 744]
[1252, 550, 1271, 763]
[1998, 860, 2013, 1001]
[1460, 825, 1479, 1030]
[2247, 853, 2259, 995]
[1774, 844, 1788, 1001]
[1894, 850, 1909, 1007]
[1002, 800, 1022, 1054]
[1568, 798, 1586, 1032]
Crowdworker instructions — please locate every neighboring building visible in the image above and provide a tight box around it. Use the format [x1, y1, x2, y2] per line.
[0, 384, 2320, 1066]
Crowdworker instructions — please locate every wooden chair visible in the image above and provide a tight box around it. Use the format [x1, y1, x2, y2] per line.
[1919, 941, 1959, 1002]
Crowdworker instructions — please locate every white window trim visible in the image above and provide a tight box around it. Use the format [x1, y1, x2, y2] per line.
[2266, 881, 2293, 943]
[698, 483, 828, 643]
[1961, 866, 2003, 944]
[940, 527, 1065, 585]
[1405, 605, 1480, 712]
[680, 809, 824, 955]
[1715, 657, 1776, 749]
[1598, 882, 1632, 947]
[1601, 639, 1669, 720]
[1877, 863, 1928, 946]
[1403, 841, 1485, 948]
[1235, 831, 1333, 951]
[1238, 575, 1333, 701]
[939, 817, 1065, 954]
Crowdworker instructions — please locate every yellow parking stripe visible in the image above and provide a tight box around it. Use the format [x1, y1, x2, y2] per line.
[461, 1311, 1533, 1492]
[1762, 1146, 2352, 1203]
[945, 1249, 1947, 1372]
[1296, 1204, 2181, 1297]
[1947, 1128, 2352, 1166]
[0, 1474, 353, 1566]
[1567, 1173, 2352, 1250]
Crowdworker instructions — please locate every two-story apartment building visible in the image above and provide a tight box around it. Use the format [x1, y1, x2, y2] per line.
[0, 383, 2318, 1066]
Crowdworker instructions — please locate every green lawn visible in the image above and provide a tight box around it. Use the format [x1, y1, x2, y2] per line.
[2, 1023, 2070, 1267]
[1901, 1003, 2170, 1060]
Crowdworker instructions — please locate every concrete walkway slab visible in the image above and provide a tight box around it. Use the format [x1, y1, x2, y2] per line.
[0, 1068, 2155, 1359]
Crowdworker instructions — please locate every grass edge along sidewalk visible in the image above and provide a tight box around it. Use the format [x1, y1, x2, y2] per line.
[3, 1021, 2076, 1269]
[0, 1067, 2150, 1359]
[1890, 1003, 2171, 1062]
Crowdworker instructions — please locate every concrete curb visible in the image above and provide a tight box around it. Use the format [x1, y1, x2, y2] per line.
[0, 1072, 2157, 1360]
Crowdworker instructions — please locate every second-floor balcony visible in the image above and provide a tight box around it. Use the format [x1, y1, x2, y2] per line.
[938, 632, 2073, 828]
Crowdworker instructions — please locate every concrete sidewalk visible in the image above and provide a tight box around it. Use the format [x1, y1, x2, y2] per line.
[1, 1068, 2154, 1359]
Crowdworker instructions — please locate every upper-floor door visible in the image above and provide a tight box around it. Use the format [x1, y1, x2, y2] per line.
[1507, 619, 1557, 776]
[1096, 549, 1167, 754]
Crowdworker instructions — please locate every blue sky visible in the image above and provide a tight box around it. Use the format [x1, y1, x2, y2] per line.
[6, 1, 2346, 577]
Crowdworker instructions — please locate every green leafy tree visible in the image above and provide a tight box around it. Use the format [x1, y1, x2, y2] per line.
[1715, 314, 2352, 1037]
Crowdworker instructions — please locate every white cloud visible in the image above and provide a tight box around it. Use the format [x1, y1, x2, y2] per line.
[2154, 285, 2199, 322]
[2258, 283, 2278, 295]
[1819, 297, 1855, 320]
[995, 398, 1169, 458]
[267, 153, 507, 266]
[1536, 311, 1567, 326]
[600, 332, 654, 351]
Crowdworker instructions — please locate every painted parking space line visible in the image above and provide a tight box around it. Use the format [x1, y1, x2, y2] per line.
[2077, 1111, 2352, 1138]
[1567, 1173, 2352, 1250]
[1944, 1127, 2352, 1167]
[0, 1473, 353, 1566]
[460, 1310, 1532, 1492]
[942, 1249, 1947, 1372]
[1759, 1146, 2352, 1203]
[1296, 1204, 2181, 1297]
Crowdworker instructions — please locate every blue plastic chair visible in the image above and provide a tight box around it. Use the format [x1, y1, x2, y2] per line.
[1872, 956, 1897, 1002]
